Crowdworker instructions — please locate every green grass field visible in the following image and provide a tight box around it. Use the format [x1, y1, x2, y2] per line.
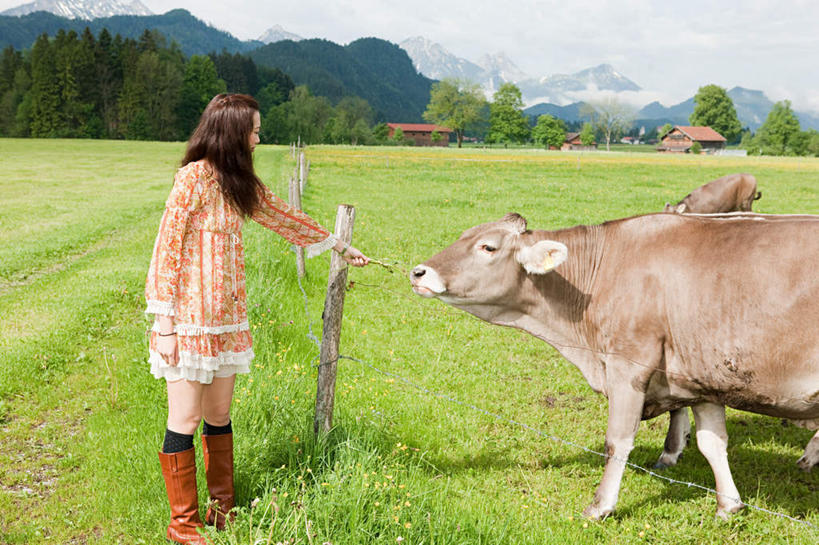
[1, 139, 819, 544]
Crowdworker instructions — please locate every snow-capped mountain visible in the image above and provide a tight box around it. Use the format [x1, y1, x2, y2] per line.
[519, 64, 642, 105]
[399, 36, 484, 82]
[257, 24, 302, 44]
[477, 51, 531, 95]
[1, 0, 152, 18]
[400, 36, 641, 106]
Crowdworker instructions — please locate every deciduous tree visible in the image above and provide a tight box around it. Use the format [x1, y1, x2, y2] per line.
[531, 114, 566, 149]
[423, 78, 486, 148]
[580, 122, 595, 146]
[487, 82, 530, 146]
[753, 100, 802, 156]
[689, 84, 741, 142]
[178, 55, 226, 136]
[285, 85, 333, 144]
[331, 95, 373, 144]
[581, 98, 635, 151]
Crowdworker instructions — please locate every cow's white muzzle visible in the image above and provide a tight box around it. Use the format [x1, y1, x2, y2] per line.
[410, 265, 446, 298]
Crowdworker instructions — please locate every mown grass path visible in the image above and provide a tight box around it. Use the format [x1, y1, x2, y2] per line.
[1, 140, 818, 544]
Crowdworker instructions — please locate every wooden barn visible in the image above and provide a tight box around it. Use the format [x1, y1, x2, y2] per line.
[658, 126, 726, 154]
[387, 123, 452, 147]
[561, 132, 597, 151]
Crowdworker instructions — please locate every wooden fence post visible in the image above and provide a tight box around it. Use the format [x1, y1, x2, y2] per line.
[299, 151, 307, 193]
[288, 176, 306, 278]
[314, 204, 355, 435]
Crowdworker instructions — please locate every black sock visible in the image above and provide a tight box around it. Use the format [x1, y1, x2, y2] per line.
[202, 420, 232, 436]
[162, 428, 194, 453]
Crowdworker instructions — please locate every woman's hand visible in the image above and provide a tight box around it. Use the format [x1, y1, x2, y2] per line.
[156, 315, 179, 366]
[341, 245, 369, 267]
[157, 333, 179, 366]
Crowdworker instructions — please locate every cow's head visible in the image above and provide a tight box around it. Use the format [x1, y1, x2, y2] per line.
[410, 213, 568, 307]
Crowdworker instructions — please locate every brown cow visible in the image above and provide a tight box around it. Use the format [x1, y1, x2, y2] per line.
[410, 212, 819, 520]
[664, 173, 761, 214]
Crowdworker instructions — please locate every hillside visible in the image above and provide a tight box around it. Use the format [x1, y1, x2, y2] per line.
[1, 11, 433, 122]
[0, 8, 260, 54]
[248, 37, 433, 122]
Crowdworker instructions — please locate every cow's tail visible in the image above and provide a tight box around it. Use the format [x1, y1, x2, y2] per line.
[754, 191, 762, 201]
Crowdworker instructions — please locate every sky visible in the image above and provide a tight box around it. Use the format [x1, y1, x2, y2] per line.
[3, 0, 818, 113]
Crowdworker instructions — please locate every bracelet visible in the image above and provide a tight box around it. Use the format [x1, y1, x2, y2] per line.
[340, 244, 350, 256]
[158, 331, 176, 337]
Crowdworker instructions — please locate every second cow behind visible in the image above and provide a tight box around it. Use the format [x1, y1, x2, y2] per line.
[664, 173, 761, 214]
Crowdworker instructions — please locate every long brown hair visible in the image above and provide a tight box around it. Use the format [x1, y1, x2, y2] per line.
[182, 93, 263, 217]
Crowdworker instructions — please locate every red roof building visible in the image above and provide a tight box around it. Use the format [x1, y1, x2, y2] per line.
[658, 126, 726, 154]
[387, 123, 452, 147]
[561, 132, 596, 151]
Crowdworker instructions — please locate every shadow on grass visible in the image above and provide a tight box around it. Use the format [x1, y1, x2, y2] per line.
[538, 412, 819, 520]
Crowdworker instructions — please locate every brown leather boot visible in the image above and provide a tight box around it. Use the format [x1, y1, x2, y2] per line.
[158, 449, 208, 545]
[201, 433, 235, 530]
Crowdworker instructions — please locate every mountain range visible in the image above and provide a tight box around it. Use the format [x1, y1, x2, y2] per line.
[1, 1, 816, 130]
[1, 0, 151, 18]
[400, 36, 641, 104]
[400, 36, 818, 131]
[0, 8, 262, 54]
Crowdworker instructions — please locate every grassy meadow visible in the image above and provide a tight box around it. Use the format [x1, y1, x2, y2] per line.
[1, 138, 819, 544]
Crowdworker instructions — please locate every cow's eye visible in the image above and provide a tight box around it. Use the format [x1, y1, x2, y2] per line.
[480, 244, 497, 253]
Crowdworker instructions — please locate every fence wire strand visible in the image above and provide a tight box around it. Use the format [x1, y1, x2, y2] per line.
[292, 258, 818, 530]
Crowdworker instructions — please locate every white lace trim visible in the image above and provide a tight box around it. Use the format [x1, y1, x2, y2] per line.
[151, 321, 250, 336]
[148, 348, 253, 384]
[146, 300, 175, 316]
[305, 233, 338, 258]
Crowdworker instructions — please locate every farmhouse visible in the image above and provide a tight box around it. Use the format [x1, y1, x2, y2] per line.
[658, 126, 726, 154]
[561, 132, 597, 151]
[387, 123, 452, 147]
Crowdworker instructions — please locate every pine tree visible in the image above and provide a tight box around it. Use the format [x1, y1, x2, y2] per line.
[0, 46, 26, 135]
[29, 33, 62, 137]
[95, 28, 122, 138]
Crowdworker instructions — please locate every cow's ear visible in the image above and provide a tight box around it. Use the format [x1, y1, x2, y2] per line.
[502, 213, 527, 234]
[516, 240, 568, 274]
[663, 202, 672, 212]
[675, 203, 687, 214]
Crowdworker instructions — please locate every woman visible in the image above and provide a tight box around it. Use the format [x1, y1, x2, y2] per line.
[145, 93, 368, 544]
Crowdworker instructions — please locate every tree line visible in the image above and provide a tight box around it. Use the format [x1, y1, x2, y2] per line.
[423, 79, 819, 156]
[2, 28, 818, 156]
[0, 27, 385, 145]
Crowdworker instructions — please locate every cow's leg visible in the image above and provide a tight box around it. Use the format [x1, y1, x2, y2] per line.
[797, 431, 819, 471]
[654, 408, 691, 469]
[582, 378, 645, 520]
[690, 402, 743, 519]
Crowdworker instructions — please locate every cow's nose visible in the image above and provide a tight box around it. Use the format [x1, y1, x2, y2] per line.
[411, 265, 427, 278]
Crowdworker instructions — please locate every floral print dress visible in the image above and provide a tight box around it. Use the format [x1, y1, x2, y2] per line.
[145, 160, 337, 383]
